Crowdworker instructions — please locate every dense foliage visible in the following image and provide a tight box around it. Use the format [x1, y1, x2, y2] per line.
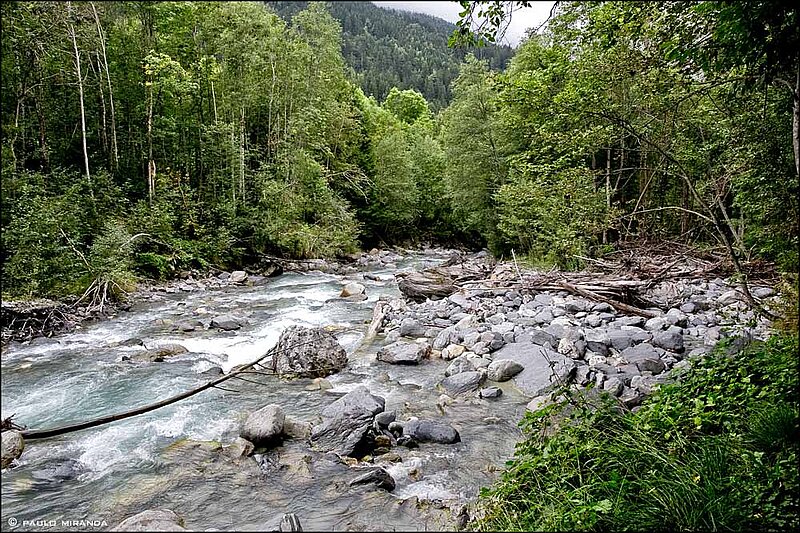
[1, 1, 797, 301]
[474, 333, 800, 531]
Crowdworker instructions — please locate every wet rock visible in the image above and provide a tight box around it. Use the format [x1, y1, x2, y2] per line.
[403, 419, 461, 444]
[112, 509, 187, 531]
[241, 404, 285, 445]
[311, 386, 385, 456]
[1, 430, 24, 468]
[479, 387, 503, 399]
[31, 458, 84, 481]
[224, 437, 254, 459]
[279, 513, 303, 532]
[210, 314, 245, 331]
[201, 366, 224, 377]
[340, 282, 366, 298]
[229, 270, 249, 284]
[349, 467, 396, 491]
[375, 411, 396, 428]
[124, 343, 188, 363]
[271, 326, 347, 378]
[377, 341, 430, 365]
[283, 417, 312, 440]
[486, 359, 524, 382]
[492, 342, 576, 397]
[440, 371, 485, 396]
[174, 319, 202, 332]
[375, 451, 402, 463]
[444, 355, 475, 377]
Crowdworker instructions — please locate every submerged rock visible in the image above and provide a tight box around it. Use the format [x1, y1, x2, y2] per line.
[112, 509, 187, 531]
[271, 326, 347, 378]
[210, 315, 246, 331]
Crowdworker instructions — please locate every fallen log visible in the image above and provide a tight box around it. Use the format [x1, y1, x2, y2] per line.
[557, 280, 659, 318]
[19, 338, 318, 440]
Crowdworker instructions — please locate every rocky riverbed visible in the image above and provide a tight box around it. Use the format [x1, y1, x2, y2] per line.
[0, 248, 779, 532]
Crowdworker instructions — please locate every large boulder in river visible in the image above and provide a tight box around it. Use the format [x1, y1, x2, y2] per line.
[240, 404, 285, 445]
[112, 509, 187, 531]
[124, 343, 188, 363]
[1, 430, 24, 468]
[491, 342, 576, 397]
[310, 386, 385, 456]
[340, 282, 366, 298]
[271, 326, 348, 378]
[376, 341, 430, 365]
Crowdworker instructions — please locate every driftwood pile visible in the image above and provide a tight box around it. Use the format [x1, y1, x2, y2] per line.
[396, 245, 775, 318]
[0, 300, 82, 346]
[395, 252, 496, 302]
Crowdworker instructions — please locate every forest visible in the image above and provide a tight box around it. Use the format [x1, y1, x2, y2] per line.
[1, 1, 797, 303]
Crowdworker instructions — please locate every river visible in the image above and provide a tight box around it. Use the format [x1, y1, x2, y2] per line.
[1, 250, 529, 531]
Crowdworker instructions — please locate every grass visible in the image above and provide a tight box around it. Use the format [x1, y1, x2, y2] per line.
[472, 333, 799, 531]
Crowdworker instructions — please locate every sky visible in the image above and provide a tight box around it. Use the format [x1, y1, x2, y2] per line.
[371, 1, 556, 47]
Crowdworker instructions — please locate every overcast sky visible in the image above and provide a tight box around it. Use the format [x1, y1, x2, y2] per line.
[372, 1, 556, 47]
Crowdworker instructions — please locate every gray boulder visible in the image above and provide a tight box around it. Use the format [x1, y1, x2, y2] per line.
[377, 341, 430, 365]
[240, 404, 285, 445]
[403, 419, 460, 444]
[433, 326, 457, 350]
[310, 386, 385, 456]
[491, 342, 576, 397]
[486, 359, 524, 382]
[229, 270, 249, 284]
[340, 282, 366, 298]
[620, 343, 666, 374]
[349, 467, 396, 491]
[112, 509, 187, 532]
[271, 326, 347, 378]
[479, 387, 503, 399]
[1, 430, 24, 468]
[210, 315, 245, 331]
[652, 329, 684, 353]
[440, 371, 486, 396]
[445, 355, 476, 377]
[399, 318, 426, 338]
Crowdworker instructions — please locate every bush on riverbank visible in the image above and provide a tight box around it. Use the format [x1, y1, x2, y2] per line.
[473, 332, 799, 531]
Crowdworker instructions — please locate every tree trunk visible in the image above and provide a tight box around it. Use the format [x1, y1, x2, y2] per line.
[67, 2, 91, 191]
[91, 2, 118, 171]
[147, 82, 155, 205]
[604, 148, 611, 243]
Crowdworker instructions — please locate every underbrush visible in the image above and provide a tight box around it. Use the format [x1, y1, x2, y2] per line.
[473, 333, 799, 531]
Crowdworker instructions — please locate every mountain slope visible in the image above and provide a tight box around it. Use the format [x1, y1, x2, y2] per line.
[268, 1, 514, 110]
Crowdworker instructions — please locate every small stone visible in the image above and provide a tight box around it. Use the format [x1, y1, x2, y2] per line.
[486, 359, 524, 382]
[349, 467, 395, 491]
[603, 377, 623, 396]
[479, 387, 503, 399]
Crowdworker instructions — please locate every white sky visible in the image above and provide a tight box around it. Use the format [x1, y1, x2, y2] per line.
[371, 1, 556, 47]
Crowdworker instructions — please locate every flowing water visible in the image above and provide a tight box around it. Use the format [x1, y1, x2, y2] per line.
[1, 251, 529, 531]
